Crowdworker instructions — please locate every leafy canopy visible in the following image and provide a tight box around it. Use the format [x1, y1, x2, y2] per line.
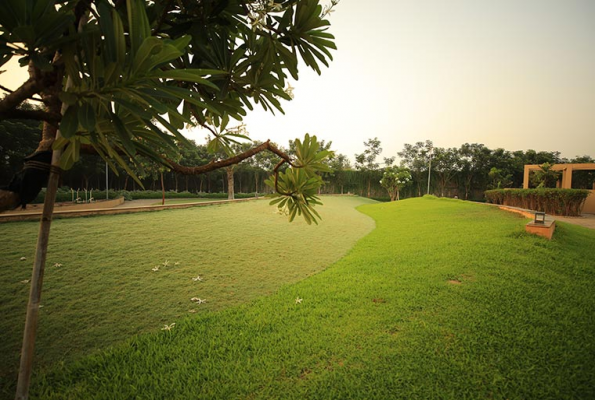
[0, 0, 338, 219]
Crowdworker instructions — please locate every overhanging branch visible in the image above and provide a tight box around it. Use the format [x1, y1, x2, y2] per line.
[166, 140, 293, 175]
[0, 78, 41, 114]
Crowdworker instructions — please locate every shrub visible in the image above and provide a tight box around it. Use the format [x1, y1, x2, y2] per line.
[485, 188, 590, 216]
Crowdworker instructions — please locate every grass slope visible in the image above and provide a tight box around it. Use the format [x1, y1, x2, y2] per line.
[0, 196, 376, 397]
[25, 197, 595, 399]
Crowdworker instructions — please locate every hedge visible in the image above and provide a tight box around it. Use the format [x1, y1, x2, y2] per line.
[32, 189, 257, 204]
[485, 188, 590, 216]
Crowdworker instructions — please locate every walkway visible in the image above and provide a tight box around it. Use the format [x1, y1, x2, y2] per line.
[493, 204, 595, 230]
[0, 198, 260, 223]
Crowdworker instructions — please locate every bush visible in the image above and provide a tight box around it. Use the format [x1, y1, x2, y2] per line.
[485, 188, 590, 216]
[31, 190, 257, 203]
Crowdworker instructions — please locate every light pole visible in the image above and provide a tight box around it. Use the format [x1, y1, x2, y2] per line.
[426, 147, 433, 195]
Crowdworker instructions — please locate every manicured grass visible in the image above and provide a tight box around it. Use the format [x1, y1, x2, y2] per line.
[19, 197, 595, 399]
[0, 196, 376, 397]
[150, 198, 224, 205]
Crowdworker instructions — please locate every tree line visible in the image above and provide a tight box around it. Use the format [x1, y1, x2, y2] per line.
[3, 125, 592, 201]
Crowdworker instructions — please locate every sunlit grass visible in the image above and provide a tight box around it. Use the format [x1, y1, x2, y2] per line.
[150, 198, 222, 205]
[0, 196, 376, 396]
[23, 197, 595, 399]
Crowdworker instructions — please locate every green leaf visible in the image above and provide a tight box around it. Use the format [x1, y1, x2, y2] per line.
[78, 101, 96, 132]
[59, 105, 79, 139]
[126, 0, 150, 56]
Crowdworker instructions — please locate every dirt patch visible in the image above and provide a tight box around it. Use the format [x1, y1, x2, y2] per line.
[447, 279, 462, 285]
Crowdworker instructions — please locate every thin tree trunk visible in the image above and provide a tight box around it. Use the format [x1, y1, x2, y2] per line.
[226, 167, 234, 200]
[15, 149, 62, 400]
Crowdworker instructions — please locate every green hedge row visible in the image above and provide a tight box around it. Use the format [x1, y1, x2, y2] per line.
[32, 189, 257, 204]
[485, 188, 590, 216]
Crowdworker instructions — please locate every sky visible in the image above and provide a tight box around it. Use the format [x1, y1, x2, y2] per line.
[2, 0, 594, 163]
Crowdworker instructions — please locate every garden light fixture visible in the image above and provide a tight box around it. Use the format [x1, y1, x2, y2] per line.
[534, 211, 546, 224]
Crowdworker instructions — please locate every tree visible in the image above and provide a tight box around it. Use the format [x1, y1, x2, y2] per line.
[328, 153, 351, 194]
[398, 140, 433, 197]
[355, 137, 382, 197]
[488, 167, 513, 189]
[432, 147, 460, 197]
[530, 162, 562, 188]
[379, 166, 411, 201]
[0, 1, 338, 397]
[458, 143, 491, 200]
[0, 103, 42, 186]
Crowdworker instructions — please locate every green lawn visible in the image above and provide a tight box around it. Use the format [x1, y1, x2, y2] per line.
[0, 196, 376, 397]
[150, 198, 225, 205]
[4, 197, 595, 399]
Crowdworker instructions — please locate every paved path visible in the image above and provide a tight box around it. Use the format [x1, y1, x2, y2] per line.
[553, 213, 595, 230]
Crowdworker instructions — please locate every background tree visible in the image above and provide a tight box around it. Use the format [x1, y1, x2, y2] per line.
[488, 167, 513, 189]
[398, 140, 433, 197]
[355, 137, 382, 197]
[432, 147, 460, 197]
[379, 166, 411, 201]
[0, 102, 41, 186]
[457, 143, 491, 200]
[328, 153, 351, 194]
[530, 162, 562, 188]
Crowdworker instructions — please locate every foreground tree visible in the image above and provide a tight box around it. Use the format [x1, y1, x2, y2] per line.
[0, 0, 338, 397]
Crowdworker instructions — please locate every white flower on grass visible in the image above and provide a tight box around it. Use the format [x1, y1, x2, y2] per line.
[53, 263, 62, 268]
[151, 266, 160, 272]
[20, 257, 26, 261]
[190, 297, 206, 304]
[192, 276, 203, 282]
[295, 297, 303, 304]
[174, 262, 180, 266]
[161, 323, 176, 331]
[20, 279, 30, 284]
[162, 260, 170, 267]
[188, 309, 197, 313]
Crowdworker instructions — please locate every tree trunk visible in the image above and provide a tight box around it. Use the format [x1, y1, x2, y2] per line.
[226, 167, 234, 200]
[367, 178, 371, 198]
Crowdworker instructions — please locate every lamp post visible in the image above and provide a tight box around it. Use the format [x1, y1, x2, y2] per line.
[426, 147, 433, 195]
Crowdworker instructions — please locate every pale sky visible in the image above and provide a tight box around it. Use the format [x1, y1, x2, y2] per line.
[2, 0, 594, 162]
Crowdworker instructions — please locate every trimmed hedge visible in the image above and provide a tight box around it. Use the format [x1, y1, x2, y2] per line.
[485, 188, 590, 216]
[32, 189, 258, 204]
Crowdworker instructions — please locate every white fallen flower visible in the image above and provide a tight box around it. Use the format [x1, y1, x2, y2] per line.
[295, 297, 303, 304]
[53, 263, 62, 268]
[174, 262, 180, 266]
[162, 260, 170, 267]
[152, 266, 160, 272]
[20, 257, 26, 261]
[192, 276, 203, 282]
[20, 279, 30, 284]
[161, 323, 175, 331]
[190, 297, 206, 304]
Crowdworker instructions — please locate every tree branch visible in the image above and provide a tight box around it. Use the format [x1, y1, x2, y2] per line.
[166, 140, 293, 175]
[0, 78, 41, 114]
